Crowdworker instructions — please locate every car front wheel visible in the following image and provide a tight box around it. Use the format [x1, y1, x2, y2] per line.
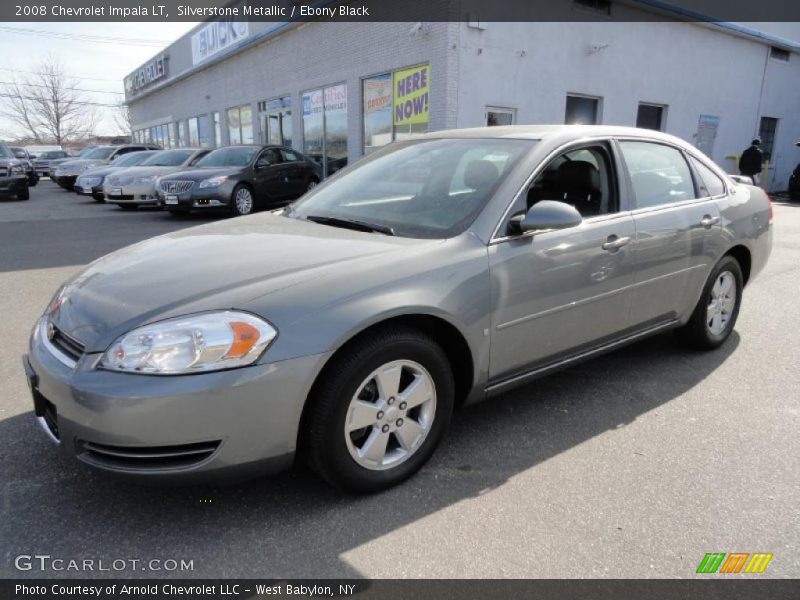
[676, 255, 743, 350]
[231, 185, 255, 216]
[304, 326, 455, 493]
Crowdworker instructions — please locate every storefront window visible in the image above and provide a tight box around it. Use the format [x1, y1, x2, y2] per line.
[258, 96, 292, 148]
[362, 64, 430, 153]
[227, 105, 254, 145]
[188, 117, 200, 146]
[303, 85, 348, 177]
[168, 123, 176, 148]
[177, 121, 186, 147]
[212, 112, 221, 147]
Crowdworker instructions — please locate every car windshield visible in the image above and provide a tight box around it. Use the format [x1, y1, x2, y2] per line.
[289, 138, 533, 239]
[112, 151, 157, 167]
[142, 149, 194, 167]
[39, 151, 63, 159]
[0, 145, 13, 159]
[196, 146, 258, 167]
[82, 147, 116, 160]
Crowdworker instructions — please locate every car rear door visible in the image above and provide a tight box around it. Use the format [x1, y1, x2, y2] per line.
[252, 148, 288, 202]
[488, 141, 637, 381]
[279, 148, 308, 197]
[617, 140, 722, 328]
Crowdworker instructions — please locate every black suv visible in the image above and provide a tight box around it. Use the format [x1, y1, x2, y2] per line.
[156, 145, 322, 216]
[0, 144, 30, 200]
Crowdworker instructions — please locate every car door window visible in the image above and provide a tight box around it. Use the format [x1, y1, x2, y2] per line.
[620, 141, 696, 208]
[280, 149, 300, 162]
[689, 156, 726, 197]
[521, 143, 617, 219]
[189, 151, 209, 166]
[257, 148, 282, 168]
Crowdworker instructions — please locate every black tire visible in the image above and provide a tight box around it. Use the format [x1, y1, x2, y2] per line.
[306, 177, 319, 192]
[304, 326, 455, 493]
[117, 203, 138, 210]
[17, 187, 30, 200]
[675, 255, 743, 350]
[28, 175, 38, 186]
[230, 184, 255, 216]
[167, 209, 188, 216]
[93, 195, 105, 203]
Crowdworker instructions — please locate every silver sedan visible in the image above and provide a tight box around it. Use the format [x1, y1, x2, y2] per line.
[24, 125, 772, 492]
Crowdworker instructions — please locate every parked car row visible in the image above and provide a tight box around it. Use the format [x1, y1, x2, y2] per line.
[0, 143, 31, 200]
[58, 144, 323, 216]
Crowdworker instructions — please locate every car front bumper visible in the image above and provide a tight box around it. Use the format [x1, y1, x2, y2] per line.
[156, 183, 234, 210]
[106, 182, 159, 205]
[74, 178, 105, 197]
[53, 175, 78, 189]
[25, 319, 328, 482]
[0, 175, 28, 196]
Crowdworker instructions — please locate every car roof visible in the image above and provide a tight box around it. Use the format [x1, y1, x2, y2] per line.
[422, 124, 689, 146]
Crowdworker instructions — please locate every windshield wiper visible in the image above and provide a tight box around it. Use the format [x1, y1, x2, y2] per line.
[305, 215, 394, 236]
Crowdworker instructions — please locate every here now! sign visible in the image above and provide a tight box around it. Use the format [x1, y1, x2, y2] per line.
[393, 64, 430, 126]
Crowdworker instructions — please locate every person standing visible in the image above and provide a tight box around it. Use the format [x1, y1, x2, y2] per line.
[739, 138, 764, 186]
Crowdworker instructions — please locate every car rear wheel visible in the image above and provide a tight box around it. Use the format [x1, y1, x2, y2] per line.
[676, 255, 743, 350]
[231, 185, 254, 216]
[306, 178, 319, 191]
[304, 326, 454, 493]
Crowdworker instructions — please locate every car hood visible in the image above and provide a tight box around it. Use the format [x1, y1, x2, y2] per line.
[161, 166, 243, 181]
[51, 214, 431, 352]
[115, 165, 185, 178]
[80, 164, 127, 177]
[0, 158, 24, 167]
[57, 159, 106, 170]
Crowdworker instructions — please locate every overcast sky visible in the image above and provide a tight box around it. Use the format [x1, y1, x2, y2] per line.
[0, 23, 199, 139]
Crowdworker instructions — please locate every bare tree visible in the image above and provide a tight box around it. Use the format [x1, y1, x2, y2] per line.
[0, 56, 97, 145]
[112, 101, 132, 137]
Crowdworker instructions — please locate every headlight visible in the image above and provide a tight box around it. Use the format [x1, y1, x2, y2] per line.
[134, 175, 156, 185]
[100, 311, 277, 375]
[198, 175, 228, 189]
[78, 164, 94, 172]
[10, 165, 25, 174]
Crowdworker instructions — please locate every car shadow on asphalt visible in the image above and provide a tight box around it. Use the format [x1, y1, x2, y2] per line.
[0, 331, 739, 579]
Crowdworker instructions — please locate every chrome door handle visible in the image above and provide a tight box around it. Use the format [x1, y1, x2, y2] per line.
[700, 215, 720, 228]
[602, 235, 631, 251]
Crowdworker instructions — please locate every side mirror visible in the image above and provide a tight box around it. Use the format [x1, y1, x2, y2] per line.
[508, 200, 583, 235]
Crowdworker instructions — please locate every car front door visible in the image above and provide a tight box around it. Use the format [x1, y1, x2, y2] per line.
[488, 142, 637, 382]
[617, 140, 722, 328]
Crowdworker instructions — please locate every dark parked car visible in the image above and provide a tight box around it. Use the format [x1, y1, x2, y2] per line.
[156, 145, 321, 216]
[790, 142, 800, 202]
[9, 147, 39, 186]
[0, 144, 30, 200]
[32, 150, 70, 177]
[52, 144, 160, 191]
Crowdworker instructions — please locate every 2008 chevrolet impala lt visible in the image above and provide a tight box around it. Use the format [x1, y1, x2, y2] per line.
[24, 125, 772, 492]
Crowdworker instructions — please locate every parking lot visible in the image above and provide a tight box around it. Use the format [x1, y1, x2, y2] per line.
[1, 179, 798, 578]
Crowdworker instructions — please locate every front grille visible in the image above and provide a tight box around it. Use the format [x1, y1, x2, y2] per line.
[34, 161, 49, 169]
[77, 440, 221, 471]
[159, 180, 194, 194]
[77, 177, 102, 187]
[107, 194, 134, 200]
[49, 325, 85, 362]
[0, 167, 8, 177]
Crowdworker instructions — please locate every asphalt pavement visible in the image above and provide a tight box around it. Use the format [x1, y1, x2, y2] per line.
[1, 180, 798, 579]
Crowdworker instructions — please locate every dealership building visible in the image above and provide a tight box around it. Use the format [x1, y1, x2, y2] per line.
[125, 0, 800, 190]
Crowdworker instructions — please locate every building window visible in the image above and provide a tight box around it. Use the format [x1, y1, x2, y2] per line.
[362, 64, 430, 154]
[227, 105, 254, 145]
[758, 117, 778, 161]
[573, 0, 611, 15]
[565, 95, 600, 125]
[303, 84, 348, 177]
[176, 121, 186, 147]
[770, 46, 790, 62]
[212, 112, 221, 147]
[636, 103, 666, 131]
[187, 117, 200, 146]
[486, 107, 515, 127]
[258, 96, 292, 148]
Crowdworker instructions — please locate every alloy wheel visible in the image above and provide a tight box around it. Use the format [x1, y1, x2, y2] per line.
[235, 188, 253, 214]
[706, 270, 737, 335]
[344, 360, 437, 471]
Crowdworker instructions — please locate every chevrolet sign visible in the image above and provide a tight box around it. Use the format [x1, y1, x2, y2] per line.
[125, 56, 169, 94]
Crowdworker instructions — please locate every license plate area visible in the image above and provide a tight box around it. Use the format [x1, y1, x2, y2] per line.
[110, 187, 122, 196]
[165, 195, 178, 205]
[24, 357, 60, 441]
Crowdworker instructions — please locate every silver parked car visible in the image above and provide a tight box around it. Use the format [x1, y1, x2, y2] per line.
[24, 125, 772, 492]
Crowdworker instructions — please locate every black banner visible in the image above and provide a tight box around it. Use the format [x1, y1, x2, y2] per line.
[3, 579, 800, 600]
[2, 0, 800, 22]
